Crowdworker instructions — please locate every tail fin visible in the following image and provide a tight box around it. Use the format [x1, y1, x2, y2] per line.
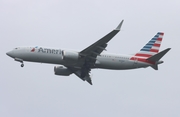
[135, 32, 164, 58]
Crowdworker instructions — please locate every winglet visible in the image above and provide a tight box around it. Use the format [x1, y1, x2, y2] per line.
[115, 20, 124, 30]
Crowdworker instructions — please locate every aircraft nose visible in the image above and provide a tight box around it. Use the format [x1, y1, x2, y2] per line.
[6, 51, 14, 58]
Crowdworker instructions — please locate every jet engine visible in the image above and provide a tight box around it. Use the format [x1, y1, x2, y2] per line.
[62, 50, 79, 62]
[54, 66, 73, 76]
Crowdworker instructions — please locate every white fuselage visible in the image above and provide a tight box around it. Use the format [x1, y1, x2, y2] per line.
[7, 46, 151, 70]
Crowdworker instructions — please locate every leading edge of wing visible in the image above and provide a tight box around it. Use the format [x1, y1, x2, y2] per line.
[80, 20, 124, 55]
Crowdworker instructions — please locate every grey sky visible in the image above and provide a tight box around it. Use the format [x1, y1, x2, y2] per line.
[1, 0, 180, 117]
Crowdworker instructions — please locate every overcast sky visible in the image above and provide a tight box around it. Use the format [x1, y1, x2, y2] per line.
[1, 0, 180, 117]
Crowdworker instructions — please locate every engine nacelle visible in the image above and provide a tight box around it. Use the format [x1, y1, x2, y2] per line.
[54, 66, 73, 76]
[62, 50, 79, 62]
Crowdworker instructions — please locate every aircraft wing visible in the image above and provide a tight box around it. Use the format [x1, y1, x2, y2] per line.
[68, 20, 124, 85]
[80, 20, 124, 66]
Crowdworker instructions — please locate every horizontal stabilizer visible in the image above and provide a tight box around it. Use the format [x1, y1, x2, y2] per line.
[151, 64, 158, 70]
[147, 48, 171, 62]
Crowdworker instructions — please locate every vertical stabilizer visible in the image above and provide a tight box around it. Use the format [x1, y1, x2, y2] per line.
[135, 32, 164, 58]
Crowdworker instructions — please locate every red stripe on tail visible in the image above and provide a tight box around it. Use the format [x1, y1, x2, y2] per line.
[153, 43, 160, 47]
[130, 57, 155, 65]
[157, 38, 162, 41]
[135, 53, 152, 57]
[150, 49, 159, 53]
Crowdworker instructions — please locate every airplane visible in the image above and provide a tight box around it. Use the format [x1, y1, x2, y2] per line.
[6, 20, 171, 85]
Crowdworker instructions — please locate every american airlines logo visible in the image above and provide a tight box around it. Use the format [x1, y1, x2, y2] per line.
[31, 46, 38, 52]
[31, 48, 35, 52]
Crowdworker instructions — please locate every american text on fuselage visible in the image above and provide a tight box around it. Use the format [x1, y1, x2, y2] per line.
[38, 47, 62, 54]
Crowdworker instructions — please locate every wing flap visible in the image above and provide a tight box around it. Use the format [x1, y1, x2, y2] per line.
[84, 75, 92, 85]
